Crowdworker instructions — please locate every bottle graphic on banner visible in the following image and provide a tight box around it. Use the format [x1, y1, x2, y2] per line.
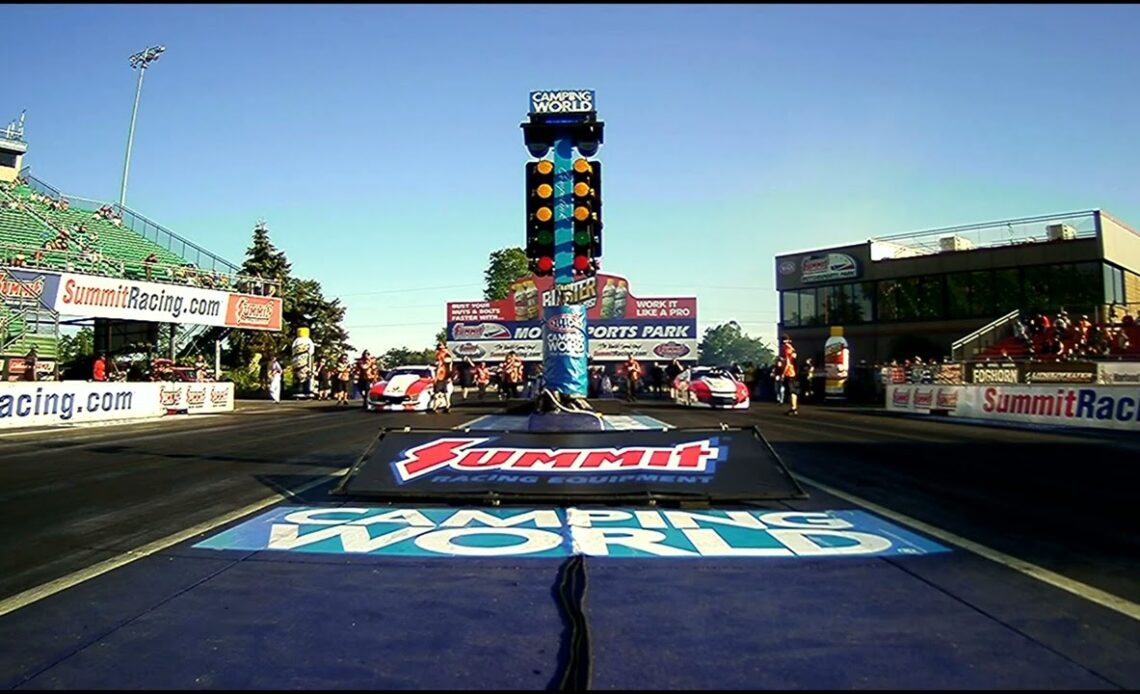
[290, 326, 315, 399]
[613, 279, 628, 318]
[600, 279, 616, 319]
[823, 326, 850, 399]
[524, 280, 539, 320]
[513, 283, 529, 320]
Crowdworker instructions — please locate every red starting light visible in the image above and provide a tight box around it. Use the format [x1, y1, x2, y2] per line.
[573, 255, 590, 272]
[537, 256, 554, 273]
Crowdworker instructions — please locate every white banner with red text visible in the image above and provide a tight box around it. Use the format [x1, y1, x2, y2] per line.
[887, 383, 1140, 432]
[0, 381, 235, 430]
[50, 272, 282, 331]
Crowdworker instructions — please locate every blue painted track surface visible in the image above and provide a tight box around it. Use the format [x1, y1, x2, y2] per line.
[1, 401, 1137, 689]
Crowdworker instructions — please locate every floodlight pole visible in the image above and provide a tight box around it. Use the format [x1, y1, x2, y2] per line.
[119, 45, 165, 209]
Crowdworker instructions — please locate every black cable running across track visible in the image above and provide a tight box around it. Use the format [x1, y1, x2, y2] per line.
[550, 554, 592, 690]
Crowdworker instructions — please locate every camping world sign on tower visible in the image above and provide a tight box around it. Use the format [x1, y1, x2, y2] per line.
[529, 90, 596, 114]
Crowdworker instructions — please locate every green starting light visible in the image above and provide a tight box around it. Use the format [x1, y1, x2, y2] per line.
[537, 230, 554, 245]
[574, 230, 590, 247]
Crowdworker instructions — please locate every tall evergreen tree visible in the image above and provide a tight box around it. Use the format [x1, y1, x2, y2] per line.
[225, 221, 352, 370]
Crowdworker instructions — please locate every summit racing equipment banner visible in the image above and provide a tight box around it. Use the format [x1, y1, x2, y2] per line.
[335, 427, 806, 503]
[195, 505, 949, 559]
[46, 272, 282, 331]
[887, 383, 1140, 432]
[447, 272, 697, 362]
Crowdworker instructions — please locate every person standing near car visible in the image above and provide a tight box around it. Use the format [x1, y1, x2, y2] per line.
[780, 335, 799, 415]
[432, 357, 454, 413]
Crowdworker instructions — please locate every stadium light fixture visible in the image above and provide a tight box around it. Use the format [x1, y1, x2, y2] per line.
[119, 44, 166, 208]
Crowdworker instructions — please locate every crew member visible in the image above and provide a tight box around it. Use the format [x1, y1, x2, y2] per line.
[625, 354, 642, 402]
[432, 357, 454, 413]
[471, 360, 490, 401]
[781, 335, 799, 415]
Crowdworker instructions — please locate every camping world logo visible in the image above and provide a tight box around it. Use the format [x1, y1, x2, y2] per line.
[390, 438, 721, 483]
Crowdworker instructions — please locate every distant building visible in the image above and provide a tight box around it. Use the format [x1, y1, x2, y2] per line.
[774, 210, 1140, 364]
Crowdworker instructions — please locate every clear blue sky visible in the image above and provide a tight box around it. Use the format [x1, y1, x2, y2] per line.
[6, 4, 1140, 353]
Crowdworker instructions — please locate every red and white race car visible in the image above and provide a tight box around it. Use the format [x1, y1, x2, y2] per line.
[673, 366, 750, 409]
[366, 365, 438, 412]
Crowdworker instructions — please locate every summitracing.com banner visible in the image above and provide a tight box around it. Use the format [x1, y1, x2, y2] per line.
[887, 383, 1140, 432]
[0, 381, 234, 430]
[32, 272, 283, 331]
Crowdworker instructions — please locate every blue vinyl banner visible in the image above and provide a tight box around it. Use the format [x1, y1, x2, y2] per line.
[543, 303, 589, 397]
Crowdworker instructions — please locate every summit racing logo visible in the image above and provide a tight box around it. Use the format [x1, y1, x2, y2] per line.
[391, 437, 720, 483]
[0, 270, 44, 300]
[452, 322, 511, 340]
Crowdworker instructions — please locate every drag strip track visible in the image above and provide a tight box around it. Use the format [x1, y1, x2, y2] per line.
[0, 403, 469, 600]
[0, 400, 1138, 689]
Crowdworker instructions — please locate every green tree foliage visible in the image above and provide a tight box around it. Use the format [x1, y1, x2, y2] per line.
[224, 222, 353, 369]
[435, 327, 448, 346]
[57, 327, 94, 366]
[484, 247, 530, 301]
[698, 321, 775, 367]
[379, 346, 436, 368]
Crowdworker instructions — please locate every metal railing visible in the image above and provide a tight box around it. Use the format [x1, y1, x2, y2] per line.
[0, 266, 60, 355]
[950, 309, 1020, 361]
[18, 169, 264, 281]
[870, 210, 1099, 260]
[3, 176, 281, 296]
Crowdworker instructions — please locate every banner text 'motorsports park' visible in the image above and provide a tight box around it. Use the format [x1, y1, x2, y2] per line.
[3, 269, 283, 331]
[446, 272, 697, 362]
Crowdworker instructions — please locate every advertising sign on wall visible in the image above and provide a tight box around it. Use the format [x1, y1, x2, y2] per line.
[1, 268, 61, 308]
[32, 271, 285, 331]
[1098, 362, 1140, 386]
[447, 273, 697, 362]
[887, 383, 1140, 432]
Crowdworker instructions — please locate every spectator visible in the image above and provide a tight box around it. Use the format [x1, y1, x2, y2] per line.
[24, 345, 38, 381]
[92, 353, 107, 382]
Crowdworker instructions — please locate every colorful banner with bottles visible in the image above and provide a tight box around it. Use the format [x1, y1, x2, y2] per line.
[447, 272, 697, 363]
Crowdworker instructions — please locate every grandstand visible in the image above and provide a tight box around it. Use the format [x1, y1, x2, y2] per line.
[0, 124, 280, 375]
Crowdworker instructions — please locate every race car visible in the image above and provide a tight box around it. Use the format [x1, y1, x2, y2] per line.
[365, 365, 438, 412]
[673, 366, 750, 409]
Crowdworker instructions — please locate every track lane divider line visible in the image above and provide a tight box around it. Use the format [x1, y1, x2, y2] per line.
[0, 466, 350, 618]
[795, 473, 1140, 622]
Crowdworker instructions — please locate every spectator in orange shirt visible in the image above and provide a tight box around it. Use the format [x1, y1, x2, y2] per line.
[92, 353, 107, 382]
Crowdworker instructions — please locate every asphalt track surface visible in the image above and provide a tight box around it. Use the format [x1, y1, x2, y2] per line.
[0, 397, 1138, 689]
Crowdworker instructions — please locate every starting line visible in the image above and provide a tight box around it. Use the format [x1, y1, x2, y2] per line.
[458, 414, 672, 431]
